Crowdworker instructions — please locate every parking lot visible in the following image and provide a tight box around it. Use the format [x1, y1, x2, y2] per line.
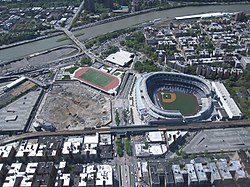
[183, 127, 250, 154]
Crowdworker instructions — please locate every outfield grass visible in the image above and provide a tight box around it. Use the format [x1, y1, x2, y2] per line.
[158, 91, 198, 116]
[80, 69, 113, 87]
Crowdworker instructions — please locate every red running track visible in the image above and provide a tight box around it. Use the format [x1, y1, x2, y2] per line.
[74, 67, 120, 92]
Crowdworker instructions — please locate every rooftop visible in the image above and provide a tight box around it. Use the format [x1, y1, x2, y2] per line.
[135, 143, 167, 157]
[194, 163, 208, 182]
[216, 160, 233, 180]
[172, 164, 184, 183]
[228, 160, 246, 179]
[147, 131, 165, 142]
[185, 164, 198, 182]
[84, 133, 99, 144]
[99, 134, 112, 145]
[212, 79, 242, 119]
[106, 49, 134, 67]
[0, 89, 42, 132]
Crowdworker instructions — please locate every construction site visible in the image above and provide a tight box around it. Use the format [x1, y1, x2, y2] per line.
[36, 81, 111, 131]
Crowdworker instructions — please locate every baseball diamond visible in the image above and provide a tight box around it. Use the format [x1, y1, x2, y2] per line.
[161, 92, 176, 103]
[158, 91, 199, 116]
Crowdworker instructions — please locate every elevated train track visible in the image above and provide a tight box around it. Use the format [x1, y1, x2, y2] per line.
[111, 119, 250, 133]
[1, 120, 250, 145]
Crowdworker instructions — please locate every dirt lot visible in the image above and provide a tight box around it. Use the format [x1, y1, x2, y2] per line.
[37, 82, 111, 130]
[11, 81, 36, 97]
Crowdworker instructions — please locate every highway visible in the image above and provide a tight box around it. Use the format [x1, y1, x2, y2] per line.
[1, 120, 250, 146]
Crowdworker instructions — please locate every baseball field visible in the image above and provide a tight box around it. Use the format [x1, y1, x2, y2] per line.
[158, 90, 199, 116]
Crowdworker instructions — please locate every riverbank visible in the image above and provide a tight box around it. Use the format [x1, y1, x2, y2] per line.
[0, 45, 79, 67]
[71, 1, 250, 32]
[1, 1, 248, 52]
[1, 3, 250, 62]
[0, 31, 64, 51]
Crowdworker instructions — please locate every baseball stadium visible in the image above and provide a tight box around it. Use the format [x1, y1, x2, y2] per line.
[73, 67, 120, 95]
[135, 72, 213, 123]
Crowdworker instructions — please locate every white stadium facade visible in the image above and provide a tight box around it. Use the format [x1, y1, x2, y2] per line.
[134, 72, 243, 124]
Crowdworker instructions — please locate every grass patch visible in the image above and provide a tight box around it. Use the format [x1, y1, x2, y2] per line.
[62, 75, 71, 80]
[64, 66, 78, 74]
[114, 72, 121, 76]
[158, 91, 199, 116]
[80, 69, 113, 87]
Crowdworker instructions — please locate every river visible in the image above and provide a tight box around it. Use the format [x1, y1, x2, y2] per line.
[1, 4, 250, 61]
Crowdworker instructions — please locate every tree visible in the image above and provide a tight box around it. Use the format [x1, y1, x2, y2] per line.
[101, 13, 109, 20]
[123, 31, 145, 52]
[134, 59, 161, 73]
[176, 149, 187, 158]
[115, 110, 120, 126]
[102, 46, 119, 57]
[115, 139, 123, 157]
[120, 40, 125, 46]
[124, 138, 131, 156]
[187, 65, 197, 75]
[80, 57, 92, 66]
[122, 109, 128, 124]
[142, 141, 149, 149]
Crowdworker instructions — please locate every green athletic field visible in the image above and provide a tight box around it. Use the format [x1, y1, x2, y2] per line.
[158, 91, 199, 116]
[80, 69, 113, 87]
